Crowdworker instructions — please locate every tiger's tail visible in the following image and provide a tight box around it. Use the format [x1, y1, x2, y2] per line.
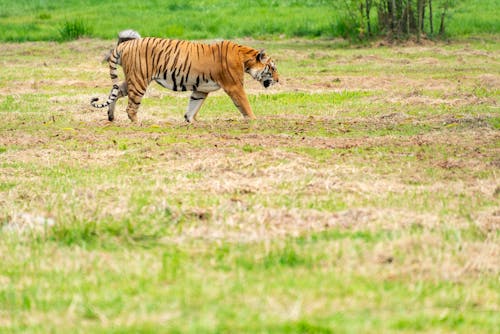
[91, 29, 141, 108]
[90, 48, 121, 108]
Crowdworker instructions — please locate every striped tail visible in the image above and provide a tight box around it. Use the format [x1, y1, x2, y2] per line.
[90, 86, 119, 108]
[90, 48, 121, 108]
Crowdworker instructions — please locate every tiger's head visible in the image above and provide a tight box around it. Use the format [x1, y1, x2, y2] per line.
[246, 50, 279, 88]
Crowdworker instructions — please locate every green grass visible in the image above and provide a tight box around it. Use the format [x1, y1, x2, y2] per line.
[58, 19, 93, 41]
[0, 0, 499, 41]
[0, 0, 340, 41]
[448, 0, 500, 36]
[0, 37, 499, 333]
[1, 228, 498, 333]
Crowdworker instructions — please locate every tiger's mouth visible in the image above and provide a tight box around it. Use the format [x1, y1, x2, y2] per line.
[263, 79, 272, 88]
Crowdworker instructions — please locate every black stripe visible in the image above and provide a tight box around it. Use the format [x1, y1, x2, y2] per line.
[180, 47, 189, 72]
[217, 43, 223, 67]
[171, 72, 177, 91]
[164, 40, 174, 57]
[156, 50, 167, 77]
[129, 86, 143, 97]
[156, 40, 171, 71]
[171, 50, 180, 69]
[160, 39, 169, 48]
[151, 40, 159, 76]
[144, 38, 152, 79]
[179, 75, 187, 91]
[172, 40, 181, 55]
[220, 41, 224, 65]
[130, 97, 141, 105]
[153, 50, 164, 77]
[224, 42, 238, 84]
[133, 40, 141, 76]
[135, 76, 147, 92]
[182, 57, 190, 74]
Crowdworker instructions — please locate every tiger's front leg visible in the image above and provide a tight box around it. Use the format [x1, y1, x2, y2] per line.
[223, 86, 256, 120]
[184, 91, 208, 123]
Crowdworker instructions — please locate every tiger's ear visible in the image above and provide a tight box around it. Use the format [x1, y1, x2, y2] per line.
[256, 49, 266, 62]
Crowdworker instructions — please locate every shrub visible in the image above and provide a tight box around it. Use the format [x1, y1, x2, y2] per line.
[59, 19, 92, 41]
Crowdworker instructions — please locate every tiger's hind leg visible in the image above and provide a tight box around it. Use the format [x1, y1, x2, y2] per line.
[125, 79, 148, 123]
[107, 81, 128, 121]
[184, 91, 208, 123]
[125, 97, 142, 123]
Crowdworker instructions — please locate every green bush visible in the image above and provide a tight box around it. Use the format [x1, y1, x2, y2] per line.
[59, 19, 92, 41]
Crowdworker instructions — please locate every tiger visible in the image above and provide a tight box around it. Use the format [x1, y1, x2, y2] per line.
[91, 30, 279, 123]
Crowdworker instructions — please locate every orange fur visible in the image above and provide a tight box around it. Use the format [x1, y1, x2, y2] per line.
[91, 36, 279, 122]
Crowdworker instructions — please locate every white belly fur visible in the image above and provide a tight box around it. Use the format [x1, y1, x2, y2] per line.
[155, 78, 220, 93]
[197, 80, 221, 92]
[154, 78, 175, 91]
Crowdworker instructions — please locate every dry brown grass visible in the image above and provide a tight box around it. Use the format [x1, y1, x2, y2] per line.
[1, 25, 500, 333]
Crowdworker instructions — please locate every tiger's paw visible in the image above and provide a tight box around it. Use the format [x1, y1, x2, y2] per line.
[184, 113, 194, 123]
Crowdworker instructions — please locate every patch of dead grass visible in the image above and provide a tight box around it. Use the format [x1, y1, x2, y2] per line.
[167, 204, 452, 243]
[1, 39, 498, 246]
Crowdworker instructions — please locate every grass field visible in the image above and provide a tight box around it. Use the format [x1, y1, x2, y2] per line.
[0, 35, 499, 332]
[0, 0, 499, 41]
